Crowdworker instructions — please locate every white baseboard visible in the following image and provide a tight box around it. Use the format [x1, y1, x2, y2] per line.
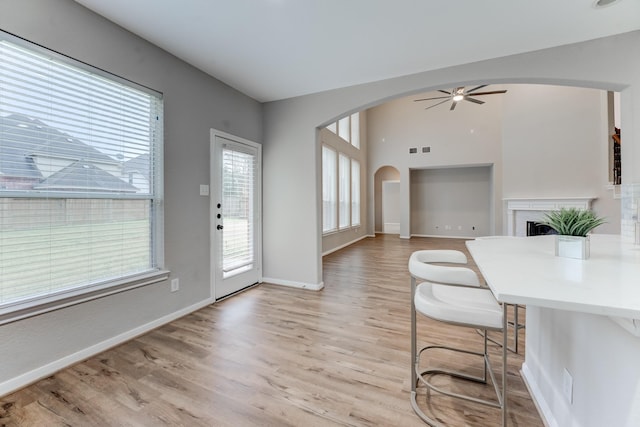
[410, 234, 477, 239]
[521, 362, 558, 427]
[0, 297, 214, 398]
[262, 277, 324, 291]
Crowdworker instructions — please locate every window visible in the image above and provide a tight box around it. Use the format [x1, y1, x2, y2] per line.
[322, 112, 362, 235]
[322, 146, 360, 234]
[350, 113, 360, 149]
[325, 112, 360, 148]
[351, 159, 360, 226]
[0, 32, 164, 319]
[322, 145, 337, 233]
[338, 116, 350, 142]
[326, 122, 337, 134]
[338, 153, 350, 229]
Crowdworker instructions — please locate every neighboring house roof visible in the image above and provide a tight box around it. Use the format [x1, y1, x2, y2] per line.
[1, 113, 139, 192]
[34, 160, 138, 192]
[124, 152, 150, 182]
[0, 113, 116, 179]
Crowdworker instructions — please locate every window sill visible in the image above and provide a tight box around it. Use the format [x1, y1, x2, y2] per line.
[0, 270, 170, 326]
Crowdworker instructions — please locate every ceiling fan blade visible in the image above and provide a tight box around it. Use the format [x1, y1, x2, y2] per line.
[424, 99, 450, 110]
[450, 101, 457, 111]
[465, 97, 485, 105]
[414, 95, 451, 102]
[438, 89, 452, 95]
[466, 90, 507, 96]
[467, 85, 488, 93]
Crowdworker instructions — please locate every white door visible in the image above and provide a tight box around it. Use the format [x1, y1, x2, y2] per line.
[211, 130, 262, 300]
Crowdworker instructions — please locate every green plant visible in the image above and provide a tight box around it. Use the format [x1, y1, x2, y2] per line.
[539, 208, 606, 237]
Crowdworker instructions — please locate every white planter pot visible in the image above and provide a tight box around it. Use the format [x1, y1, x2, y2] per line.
[555, 235, 590, 260]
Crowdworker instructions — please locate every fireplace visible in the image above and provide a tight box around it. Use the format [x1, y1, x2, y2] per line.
[526, 221, 557, 236]
[505, 197, 596, 236]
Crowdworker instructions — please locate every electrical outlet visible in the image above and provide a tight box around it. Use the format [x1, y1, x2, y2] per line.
[171, 278, 180, 293]
[445, 225, 451, 230]
[457, 225, 462, 230]
[199, 185, 209, 196]
[562, 368, 573, 403]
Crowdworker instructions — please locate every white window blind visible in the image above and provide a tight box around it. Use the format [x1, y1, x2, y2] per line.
[221, 146, 255, 277]
[338, 153, 350, 229]
[351, 159, 360, 226]
[0, 32, 163, 316]
[322, 145, 337, 233]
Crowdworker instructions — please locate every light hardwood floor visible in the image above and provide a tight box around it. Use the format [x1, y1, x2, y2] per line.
[0, 235, 543, 426]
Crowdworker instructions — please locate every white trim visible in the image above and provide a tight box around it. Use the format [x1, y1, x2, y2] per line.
[521, 363, 557, 427]
[0, 270, 170, 326]
[0, 297, 214, 398]
[410, 234, 478, 239]
[322, 234, 370, 256]
[262, 277, 324, 291]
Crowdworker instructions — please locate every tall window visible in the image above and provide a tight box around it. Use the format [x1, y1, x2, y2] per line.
[0, 33, 164, 318]
[338, 153, 350, 229]
[350, 113, 360, 149]
[322, 112, 361, 235]
[351, 159, 360, 226]
[322, 145, 337, 233]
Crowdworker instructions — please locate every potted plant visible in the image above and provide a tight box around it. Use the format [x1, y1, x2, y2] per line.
[538, 208, 606, 259]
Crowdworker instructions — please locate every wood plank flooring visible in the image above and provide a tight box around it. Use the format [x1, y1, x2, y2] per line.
[0, 235, 543, 426]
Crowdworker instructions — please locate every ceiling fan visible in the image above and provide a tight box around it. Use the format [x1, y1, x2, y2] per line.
[414, 85, 507, 111]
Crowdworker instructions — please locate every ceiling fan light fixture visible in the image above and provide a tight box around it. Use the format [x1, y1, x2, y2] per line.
[414, 85, 506, 112]
[593, 0, 621, 8]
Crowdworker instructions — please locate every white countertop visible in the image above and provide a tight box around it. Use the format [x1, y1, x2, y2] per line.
[466, 234, 640, 319]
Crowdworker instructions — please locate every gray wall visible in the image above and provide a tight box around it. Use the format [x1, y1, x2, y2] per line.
[0, 0, 261, 390]
[410, 167, 491, 237]
[502, 84, 620, 234]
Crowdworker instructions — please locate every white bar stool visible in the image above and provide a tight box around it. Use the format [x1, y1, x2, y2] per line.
[409, 249, 508, 426]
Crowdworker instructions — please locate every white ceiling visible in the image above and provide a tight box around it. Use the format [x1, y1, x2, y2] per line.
[74, 0, 640, 103]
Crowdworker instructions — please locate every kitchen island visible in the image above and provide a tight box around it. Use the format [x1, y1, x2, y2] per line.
[467, 235, 640, 427]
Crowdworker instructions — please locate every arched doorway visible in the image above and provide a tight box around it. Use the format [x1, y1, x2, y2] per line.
[374, 166, 400, 234]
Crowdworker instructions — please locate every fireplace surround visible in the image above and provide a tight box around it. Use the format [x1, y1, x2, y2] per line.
[505, 198, 596, 236]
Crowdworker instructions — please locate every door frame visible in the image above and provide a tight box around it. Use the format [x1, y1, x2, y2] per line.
[210, 128, 262, 300]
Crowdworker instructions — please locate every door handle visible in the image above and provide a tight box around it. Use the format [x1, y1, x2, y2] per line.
[217, 224, 224, 230]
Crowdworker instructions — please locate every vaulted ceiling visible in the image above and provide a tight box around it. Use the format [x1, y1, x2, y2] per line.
[74, 0, 640, 102]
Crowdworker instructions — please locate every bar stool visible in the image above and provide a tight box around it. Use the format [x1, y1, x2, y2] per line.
[409, 249, 508, 426]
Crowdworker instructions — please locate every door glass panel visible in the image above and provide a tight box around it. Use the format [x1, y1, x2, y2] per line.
[221, 146, 255, 278]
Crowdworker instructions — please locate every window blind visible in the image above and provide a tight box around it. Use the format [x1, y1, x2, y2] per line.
[221, 146, 255, 277]
[351, 159, 360, 226]
[322, 145, 337, 233]
[338, 153, 350, 229]
[0, 32, 163, 313]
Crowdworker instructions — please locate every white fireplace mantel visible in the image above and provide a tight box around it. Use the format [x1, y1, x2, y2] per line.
[505, 197, 597, 236]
